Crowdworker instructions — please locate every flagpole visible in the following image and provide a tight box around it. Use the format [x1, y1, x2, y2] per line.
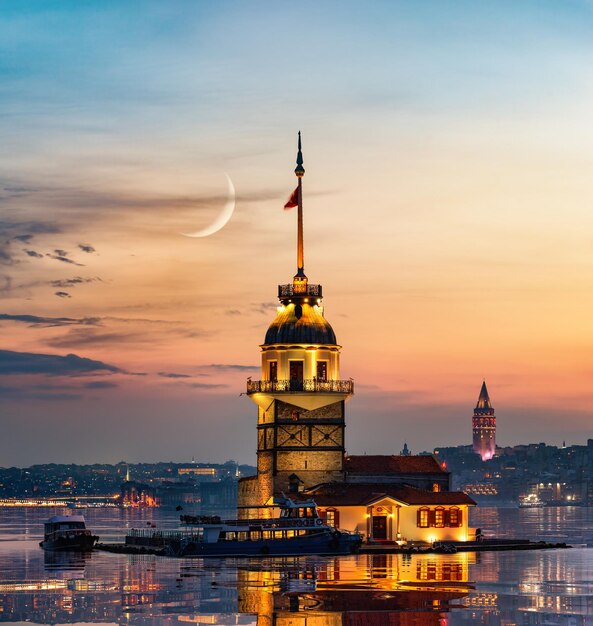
[295, 131, 305, 278]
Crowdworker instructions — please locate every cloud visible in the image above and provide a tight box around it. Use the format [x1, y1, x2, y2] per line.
[78, 244, 96, 253]
[23, 249, 43, 258]
[0, 241, 15, 266]
[0, 220, 63, 265]
[0, 219, 61, 238]
[44, 320, 212, 350]
[45, 328, 153, 349]
[253, 302, 276, 315]
[0, 276, 12, 295]
[158, 372, 192, 379]
[190, 382, 228, 389]
[208, 363, 259, 371]
[0, 349, 122, 376]
[0, 313, 100, 327]
[83, 380, 118, 389]
[0, 384, 81, 401]
[46, 252, 84, 266]
[51, 276, 101, 288]
[55, 291, 71, 298]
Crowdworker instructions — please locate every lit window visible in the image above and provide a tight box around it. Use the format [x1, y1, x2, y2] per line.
[435, 507, 445, 528]
[449, 507, 461, 527]
[418, 507, 429, 528]
[316, 361, 327, 382]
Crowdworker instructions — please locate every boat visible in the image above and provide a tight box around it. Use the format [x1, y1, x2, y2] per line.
[39, 515, 99, 552]
[125, 497, 362, 557]
[518, 494, 545, 508]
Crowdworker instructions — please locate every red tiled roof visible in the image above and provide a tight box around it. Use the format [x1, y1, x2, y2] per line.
[300, 482, 476, 507]
[344, 455, 446, 475]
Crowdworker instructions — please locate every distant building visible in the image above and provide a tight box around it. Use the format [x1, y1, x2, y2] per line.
[120, 481, 157, 507]
[178, 467, 218, 481]
[155, 481, 200, 508]
[472, 381, 496, 461]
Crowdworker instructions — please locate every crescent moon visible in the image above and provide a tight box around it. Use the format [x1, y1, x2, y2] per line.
[181, 173, 236, 238]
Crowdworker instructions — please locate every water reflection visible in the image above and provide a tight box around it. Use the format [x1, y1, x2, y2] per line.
[237, 553, 473, 626]
[0, 550, 474, 624]
[1, 507, 593, 624]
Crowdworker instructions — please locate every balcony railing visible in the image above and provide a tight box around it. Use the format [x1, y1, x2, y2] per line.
[246, 378, 353, 395]
[278, 284, 322, 298]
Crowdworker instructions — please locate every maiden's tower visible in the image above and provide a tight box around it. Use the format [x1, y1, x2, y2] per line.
[238, 135, 475, 544]
[238, 133, 353, 516]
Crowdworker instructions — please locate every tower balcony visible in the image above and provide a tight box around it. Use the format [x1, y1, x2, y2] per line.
[278, 283, 322, 298]
[246, 378, 353, 395]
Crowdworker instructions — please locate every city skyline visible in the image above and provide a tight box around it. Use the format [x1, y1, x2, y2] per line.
[2, 1, 593, 465]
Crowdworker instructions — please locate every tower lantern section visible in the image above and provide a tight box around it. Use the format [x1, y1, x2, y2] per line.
[244, 282, 353, 514]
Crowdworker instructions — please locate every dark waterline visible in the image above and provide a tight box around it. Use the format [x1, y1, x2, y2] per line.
[1, 506, 592, 624]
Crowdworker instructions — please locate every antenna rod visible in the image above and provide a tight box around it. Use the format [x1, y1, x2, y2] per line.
[295, 131, 305, 275]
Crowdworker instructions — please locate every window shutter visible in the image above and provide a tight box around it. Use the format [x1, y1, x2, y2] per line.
[429, 509, 436, 527]
[457, 509, 463, 527]
[444, 509, 450, 527]
[417, 509, 422, 526]
[334, 509, 340, 529]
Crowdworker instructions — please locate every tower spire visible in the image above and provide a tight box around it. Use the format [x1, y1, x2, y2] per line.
[476, 380, 492, 409]
[294, 131, 307, 285]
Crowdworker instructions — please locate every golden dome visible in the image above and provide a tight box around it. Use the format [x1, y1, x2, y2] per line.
[264, 302, 337, 345]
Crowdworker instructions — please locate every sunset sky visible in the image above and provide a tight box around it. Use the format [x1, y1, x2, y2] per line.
[2, 1, 593, 466]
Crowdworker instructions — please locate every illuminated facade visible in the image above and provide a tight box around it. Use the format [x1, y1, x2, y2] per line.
[472, 381, 496, 461]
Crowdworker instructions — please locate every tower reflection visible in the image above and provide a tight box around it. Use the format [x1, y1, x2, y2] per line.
[237, 553, 473, 626]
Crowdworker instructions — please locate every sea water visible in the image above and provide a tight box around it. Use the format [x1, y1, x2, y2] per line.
[1, 506, 593, 624]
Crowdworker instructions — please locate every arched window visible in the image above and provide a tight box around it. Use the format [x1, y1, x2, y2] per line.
[417, 507, 429, 528]
[434, 506, 445, 528]
[449, 507, 462, 527]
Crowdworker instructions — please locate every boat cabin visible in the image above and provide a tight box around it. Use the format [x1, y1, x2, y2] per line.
[277, 498, 319, 520]
[44, 515, 87, 536]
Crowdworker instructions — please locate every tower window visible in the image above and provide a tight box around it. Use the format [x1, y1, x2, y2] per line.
[316, 361, 327, 382]
[289, 361, 304, 390]
[290, 361, 304, 380]
[269, 362, 277, 382]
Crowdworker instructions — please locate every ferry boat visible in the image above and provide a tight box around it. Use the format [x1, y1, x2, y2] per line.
[39, 515, 99, 552]
[125, 498, 362, 557]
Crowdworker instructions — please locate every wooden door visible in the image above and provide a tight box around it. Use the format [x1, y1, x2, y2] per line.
[372, 516, 388, 540]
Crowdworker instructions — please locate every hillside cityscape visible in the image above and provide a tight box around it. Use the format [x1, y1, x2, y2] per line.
[1, 438, 591, 509]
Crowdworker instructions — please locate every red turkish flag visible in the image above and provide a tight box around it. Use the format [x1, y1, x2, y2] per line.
[284, 186, 299, 210]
